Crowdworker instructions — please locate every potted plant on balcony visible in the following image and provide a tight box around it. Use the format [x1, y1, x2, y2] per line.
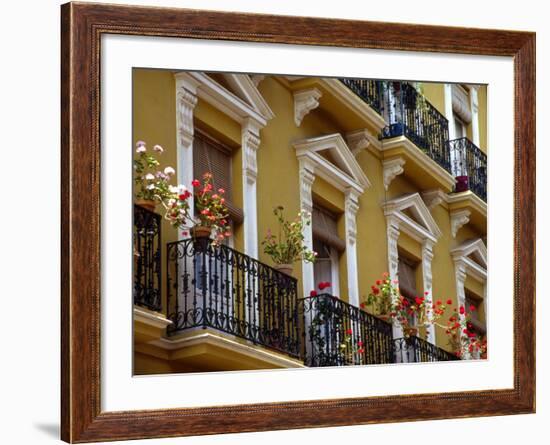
[361, 273, 396, 322]
[262, 206, 317, 276]
[441, 304, 487, 359]
[191, 172, 232, 246]
[133, 140, 176, 210]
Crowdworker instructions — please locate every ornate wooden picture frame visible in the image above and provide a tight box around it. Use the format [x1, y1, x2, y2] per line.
[61, 2, 535, 442]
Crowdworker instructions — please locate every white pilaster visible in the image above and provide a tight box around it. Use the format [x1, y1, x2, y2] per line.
[175, 77, 199, 225]
[241, 118, 261, 259]
[422, 240, 436, 344]
[470, 86, 480, 146]
[298, 159, 316, 297]
[386, 217, 403, 340]
[344, 189, 360, 307]
[444, 84, 456, 141]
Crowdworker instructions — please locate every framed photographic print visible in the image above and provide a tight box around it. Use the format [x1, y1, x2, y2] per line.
[61, 2, 535, 442]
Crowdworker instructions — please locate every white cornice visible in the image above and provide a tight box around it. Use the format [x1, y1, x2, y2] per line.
[174, 71, 268, 128]
[383, 192, 442, 242]
[133, 306, 173, 329]
[319, 78, 387, 131]
[293, 133, 371, 192]
[379, 136, 456, 192]
[221, 73, 275, 120]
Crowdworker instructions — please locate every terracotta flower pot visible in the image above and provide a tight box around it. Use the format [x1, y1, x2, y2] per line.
[192, 225, 212, 239]
[135, 199, 156, 212]
[404, 326, 418, 337]
[274, 264, 294, 277]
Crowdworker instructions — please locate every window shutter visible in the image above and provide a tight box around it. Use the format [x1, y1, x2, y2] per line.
[193, 132, 244, 224]
[398, 256, 417, 300]
[312, 205, 346, 253]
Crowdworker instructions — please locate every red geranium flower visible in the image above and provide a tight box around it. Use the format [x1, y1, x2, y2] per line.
[446, 299, 452, 305]
[376, 280, 382, 285]
[309, 290, 318, 297]
[360, 302, 366, 309]
[191, 179, 200, 187]
[459, 306, 465, 315]
[357, 341, 364, 347]
[318, 281, 331, 290]
[469, 304, 476, 312]
[415, 297, 423, 305]
[346, 328, 353, 335]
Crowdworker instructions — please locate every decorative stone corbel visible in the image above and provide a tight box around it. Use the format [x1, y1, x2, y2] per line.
[345, 129, 371, 156]
[421, 189, 448, 210]
[450, 209, 471, 238]
[294, 88, 322, 127]
[382, 157, 406, 190]
[251, 74, 266, 87]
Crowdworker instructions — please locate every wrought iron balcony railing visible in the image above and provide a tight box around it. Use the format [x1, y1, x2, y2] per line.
[300, 294, 395, 367]
[339, 78, 384, 114]
[394, 336, 459, 363]
[447, 137, 488, 202]
[133, 204, 162, 311]
[166, 237, 301, 359]
[379, 81, 452, 173]
[300, 293, 458, 366]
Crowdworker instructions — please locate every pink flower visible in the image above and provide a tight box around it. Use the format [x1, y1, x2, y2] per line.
[218, 188, 225, 194]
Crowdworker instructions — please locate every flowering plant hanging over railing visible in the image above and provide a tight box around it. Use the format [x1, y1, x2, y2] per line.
[441, 305, 487, 359]
[191, 172, 232, 245]
[133, 141, 178, 203]
[360, 273, 447, 338]
[262, 206, 317, 266]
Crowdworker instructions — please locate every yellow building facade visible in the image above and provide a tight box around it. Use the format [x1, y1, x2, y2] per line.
[132, 69, 487, 374]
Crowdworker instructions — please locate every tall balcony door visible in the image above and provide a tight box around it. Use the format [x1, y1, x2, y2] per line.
[311, 204, 345, 296]
[180, 130, 246, 329]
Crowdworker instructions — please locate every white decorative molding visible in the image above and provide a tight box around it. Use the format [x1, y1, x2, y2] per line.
[452, 84, 473, 124]
[345, 189, 360, 306]
[379, 136, 456, 192]
[470, 86, 480, 146]
[421, 189, 448, 210]
[293, 133, 371, 192]
[221, 73, 275, 120]
[242, 119, 262, 258]
[451, 238, 487, 357]
[450, 209, 471, 238]
[251, 74, 266, 86]
[174, 75, 200, 225]
[383, 193, 442, 345]
[345, 129, 371, 156]
[298, 159, 316, 295]
[382, 157, 406, 190]
[383, 193, 442, 242]
[293, 88, 322, 127]
[174, 71, 275, 261]
[293, 134, 370, 299]
[421, 240, 436, 344]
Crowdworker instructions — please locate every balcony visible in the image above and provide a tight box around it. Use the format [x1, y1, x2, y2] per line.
[300, 293, 394, 366]
[166, 237, 302, 360]
[133, 204, 162, 312]
[339, 78, 383, 114]
[448, 137, 487, 202]
[300, 293, 458, 366]
[379, 81, 451, 172]
[133, 211, 459, 368]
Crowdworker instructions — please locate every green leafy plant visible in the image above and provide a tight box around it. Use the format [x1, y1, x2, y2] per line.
[262, 206, 317, 265]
